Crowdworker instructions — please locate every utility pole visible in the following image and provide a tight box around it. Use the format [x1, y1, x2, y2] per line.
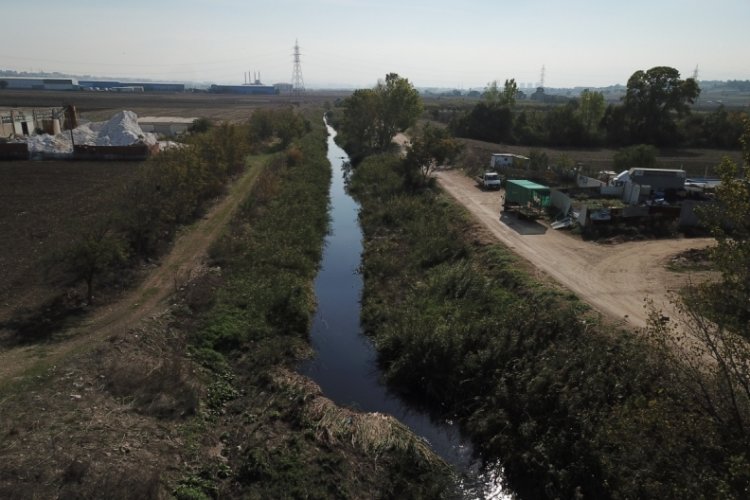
[291, 39, 305, 96]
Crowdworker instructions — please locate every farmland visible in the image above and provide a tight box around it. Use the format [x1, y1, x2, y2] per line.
[0, 89, 349, 122]
[0, 161, 140, 328]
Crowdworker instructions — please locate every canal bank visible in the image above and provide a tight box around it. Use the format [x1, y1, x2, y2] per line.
[300, 120, 509, 498]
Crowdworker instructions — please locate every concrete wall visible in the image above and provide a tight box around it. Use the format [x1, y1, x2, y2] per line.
[0, 108, 68, 137]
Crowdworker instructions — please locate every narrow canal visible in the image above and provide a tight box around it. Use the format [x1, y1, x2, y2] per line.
[299, 120, 510, 499]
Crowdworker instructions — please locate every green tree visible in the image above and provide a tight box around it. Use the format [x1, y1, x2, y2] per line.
[65, 223, 127, 304]
[374, 73, 423, 150]
[449, 103, 513, 144]
[188, 117, 212, 134]
[483, 79, 518, 107]
[648, 120, 750, 484]
[623, 66, 700, 145]
[546, 101, 586, 147]
[482, 80, 501, 104]
[578, 89, 605, 136]
[340, 73, 422, 155]
[697, 118, 750, 326]
[401, 124, 462, 188]
[274, 108, 308, 147]
[501, 78, 518, 107]
[613, 144, 658, 171]
[341, 88, 380, 155]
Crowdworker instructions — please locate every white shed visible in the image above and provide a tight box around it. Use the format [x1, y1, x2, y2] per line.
[490, 153, 530, 168]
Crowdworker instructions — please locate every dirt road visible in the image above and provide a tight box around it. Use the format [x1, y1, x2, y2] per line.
[436, 169, 713, 331]
[0, 159, 264, 386]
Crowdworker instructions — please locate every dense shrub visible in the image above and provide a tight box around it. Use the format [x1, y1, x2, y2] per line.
[348, 151, 749, 498]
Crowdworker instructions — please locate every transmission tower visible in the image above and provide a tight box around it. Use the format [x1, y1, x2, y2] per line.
[692, 64, 699, 81]
[539, 64, 546, 89]
[291, 39, 305, 95]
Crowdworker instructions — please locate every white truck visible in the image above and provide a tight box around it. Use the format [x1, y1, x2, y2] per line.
[476, 171, 502, 190]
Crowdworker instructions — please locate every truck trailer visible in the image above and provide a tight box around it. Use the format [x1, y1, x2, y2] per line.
[503, 179, 550, 219]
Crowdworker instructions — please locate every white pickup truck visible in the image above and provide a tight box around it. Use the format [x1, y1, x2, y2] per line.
[475, 171, 502, 190]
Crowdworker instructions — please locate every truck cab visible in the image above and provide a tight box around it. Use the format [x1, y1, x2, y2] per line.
[476, 171, 502, 190]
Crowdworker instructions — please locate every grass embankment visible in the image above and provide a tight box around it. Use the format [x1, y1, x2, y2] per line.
[172, 123, 455, 498]
[348, 154, 749, 498]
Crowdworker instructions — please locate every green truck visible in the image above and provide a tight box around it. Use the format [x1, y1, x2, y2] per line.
[503, 179, 550, 219]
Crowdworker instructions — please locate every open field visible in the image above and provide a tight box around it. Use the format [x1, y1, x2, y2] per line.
[0, 161, 140, 326]
[0, 89, 351, 122]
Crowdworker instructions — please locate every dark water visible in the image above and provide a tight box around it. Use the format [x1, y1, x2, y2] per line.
[299, 121, 510, 499]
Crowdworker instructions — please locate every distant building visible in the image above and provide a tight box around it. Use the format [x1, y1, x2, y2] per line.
[138, 116, 196, 136]
[490, 153, 530, 168]
[0, 77, 76, 91]
[0, 106, 72, 137]
[78, 80, 121, 90]
[111, 86, 144, 93]
[209, 84, 277, 95]
[274, 83, 294, 94]
[132, 82, 185, 92]
[78, 81, 185, 92]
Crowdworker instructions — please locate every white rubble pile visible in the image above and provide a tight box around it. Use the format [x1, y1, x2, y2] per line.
[16, 110, 158, 154]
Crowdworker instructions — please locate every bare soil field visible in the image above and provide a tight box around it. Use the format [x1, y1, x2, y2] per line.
[0, 161, 140, 326]
[435, 169, 715, 331]
[0, 89, 350, 122]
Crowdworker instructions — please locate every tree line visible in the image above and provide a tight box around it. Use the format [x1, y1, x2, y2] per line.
[446, 67, 748, 149]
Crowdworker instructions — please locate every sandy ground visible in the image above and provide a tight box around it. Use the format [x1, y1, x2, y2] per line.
[435, 169, 714, 331]
[0, 160, 263, 386]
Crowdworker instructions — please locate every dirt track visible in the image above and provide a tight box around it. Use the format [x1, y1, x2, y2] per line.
[436, 169, 714, 331]
[0, 159, 263, 386]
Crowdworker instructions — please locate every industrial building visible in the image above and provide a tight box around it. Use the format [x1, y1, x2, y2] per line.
[78, 81, 185, 92]
[274, 83, 294, 94]
[138, 116, 195, 136]
[490, 153, 531, 168]
[0, 77, 77, 91]
[1, 106, 75, 138]
[209, 84, 277, 95]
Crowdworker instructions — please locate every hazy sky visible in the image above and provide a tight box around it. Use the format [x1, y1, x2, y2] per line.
[2, 0, 748, 89]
